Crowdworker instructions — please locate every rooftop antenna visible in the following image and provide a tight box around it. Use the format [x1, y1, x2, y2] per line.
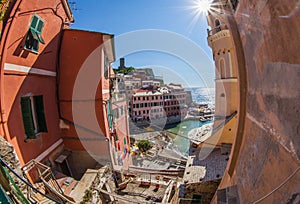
[68, 1, 81, 11]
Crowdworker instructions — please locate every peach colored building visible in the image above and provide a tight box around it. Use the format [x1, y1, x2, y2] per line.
[58, 29, 117, 178]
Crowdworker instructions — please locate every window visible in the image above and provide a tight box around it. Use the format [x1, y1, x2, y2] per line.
[220, 58, 226, 79]
[21, 96, 47, 139]
[120, 106, 124, 116]
[107, 100, 113, 128]
[25, 14, 45, 53]
[230, 0, 239, 11]
[215, 19, 221, 32]
[113, 108, 119, 119]
[104, 56, 109, 79]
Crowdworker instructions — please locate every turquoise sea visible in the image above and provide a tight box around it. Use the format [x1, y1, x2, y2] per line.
[165, 120, 212, 155]
[165, 87, 215, 155]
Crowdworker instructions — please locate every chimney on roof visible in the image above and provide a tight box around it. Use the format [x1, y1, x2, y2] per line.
[119, 58, 125, 69]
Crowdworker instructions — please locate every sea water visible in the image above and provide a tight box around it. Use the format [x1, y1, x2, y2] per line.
[165, 120, 212, 155]
[165, 87, 215, 155]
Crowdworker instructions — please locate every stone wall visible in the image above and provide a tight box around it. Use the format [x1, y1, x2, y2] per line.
[178, 180, 221, 204]
[0, 136, 26, 193]
[232, 1, 300, 203]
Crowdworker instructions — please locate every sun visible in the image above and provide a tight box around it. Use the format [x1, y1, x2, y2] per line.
[193, 0, 213, 15]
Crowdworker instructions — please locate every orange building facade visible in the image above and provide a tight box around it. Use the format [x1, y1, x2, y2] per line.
[0, 0, 73, 168]
[0, 0, 130, 182]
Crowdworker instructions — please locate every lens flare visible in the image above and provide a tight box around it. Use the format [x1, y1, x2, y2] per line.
[194, 0, 213, 15]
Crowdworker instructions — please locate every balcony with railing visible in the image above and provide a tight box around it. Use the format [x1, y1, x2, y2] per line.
[207, 24, 231, 46]
[207, 24, 229, 37]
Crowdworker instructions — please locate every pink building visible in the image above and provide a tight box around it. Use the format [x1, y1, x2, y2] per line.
[130, 89, 164, 121]
[160, 85, 187, 119]
[110, 75, 132, 170]
[130, 84, 187, 123]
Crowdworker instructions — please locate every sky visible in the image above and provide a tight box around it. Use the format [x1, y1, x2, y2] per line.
[70, 0, 215, 88]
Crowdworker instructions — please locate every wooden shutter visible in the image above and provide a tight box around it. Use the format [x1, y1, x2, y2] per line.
[107, 100, 113, 128]
[34, 96, 47, 132]
[21, 97, 35, 139]
[36, 20, 45, 44]
[30, 15, 38, 29]
[36, 20, 44, 33]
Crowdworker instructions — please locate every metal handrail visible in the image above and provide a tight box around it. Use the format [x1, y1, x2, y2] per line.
[0, 157, 62, 203]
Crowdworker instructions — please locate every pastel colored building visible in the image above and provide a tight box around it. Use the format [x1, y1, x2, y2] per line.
[0, 0, 73, 181]
[130, 84, 187, 122]
[110, 74, 132, 170]
[0, 0, 130, 184]
[58, 29, 116, 178]
[178, 0, 300, 203]
[160, 84, 187, 119]
[130, 89, 164, 121]
[141, 80, 161, 87]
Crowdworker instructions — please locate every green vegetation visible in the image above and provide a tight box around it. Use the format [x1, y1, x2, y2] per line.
[137, 140, 152, 153]
[80, 189, 92, 204]
[0, 0, 12, 21]
[113, 66, 135, 75]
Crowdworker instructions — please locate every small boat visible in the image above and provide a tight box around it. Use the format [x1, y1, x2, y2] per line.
[199, 115, 213, 122]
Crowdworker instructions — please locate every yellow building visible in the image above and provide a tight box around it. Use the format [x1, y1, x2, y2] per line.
[202, 0, 238, 148]
[204, 0, 300, 203]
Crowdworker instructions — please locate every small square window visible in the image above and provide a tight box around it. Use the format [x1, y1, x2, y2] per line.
[24, 14, 45, 53]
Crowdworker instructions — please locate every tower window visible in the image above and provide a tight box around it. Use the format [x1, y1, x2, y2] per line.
[219, 58, 226, 79]
[215, 19, 221, 32]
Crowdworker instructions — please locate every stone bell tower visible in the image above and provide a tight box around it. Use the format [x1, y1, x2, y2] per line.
[207, 0, 238, 118]
[205, 0, 238, 145]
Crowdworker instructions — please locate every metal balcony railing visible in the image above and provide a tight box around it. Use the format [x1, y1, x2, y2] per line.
[207, 24, 229, 37]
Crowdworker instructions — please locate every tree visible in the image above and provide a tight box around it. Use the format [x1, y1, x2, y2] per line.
[137, 140, 152, 153]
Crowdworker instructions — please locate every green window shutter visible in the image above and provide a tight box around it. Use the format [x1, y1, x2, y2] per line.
[124, 138, 127, 145]
[36, 20, 44, 33]
[20, 97, 35, 139]
[29, 28, 39, 41]
[34, 96, 47, 132]
[30, 15, 38, 29]
[37, 33, 45, 44]
[107, 100, 113, 128]
[25, 14, 45, 52]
